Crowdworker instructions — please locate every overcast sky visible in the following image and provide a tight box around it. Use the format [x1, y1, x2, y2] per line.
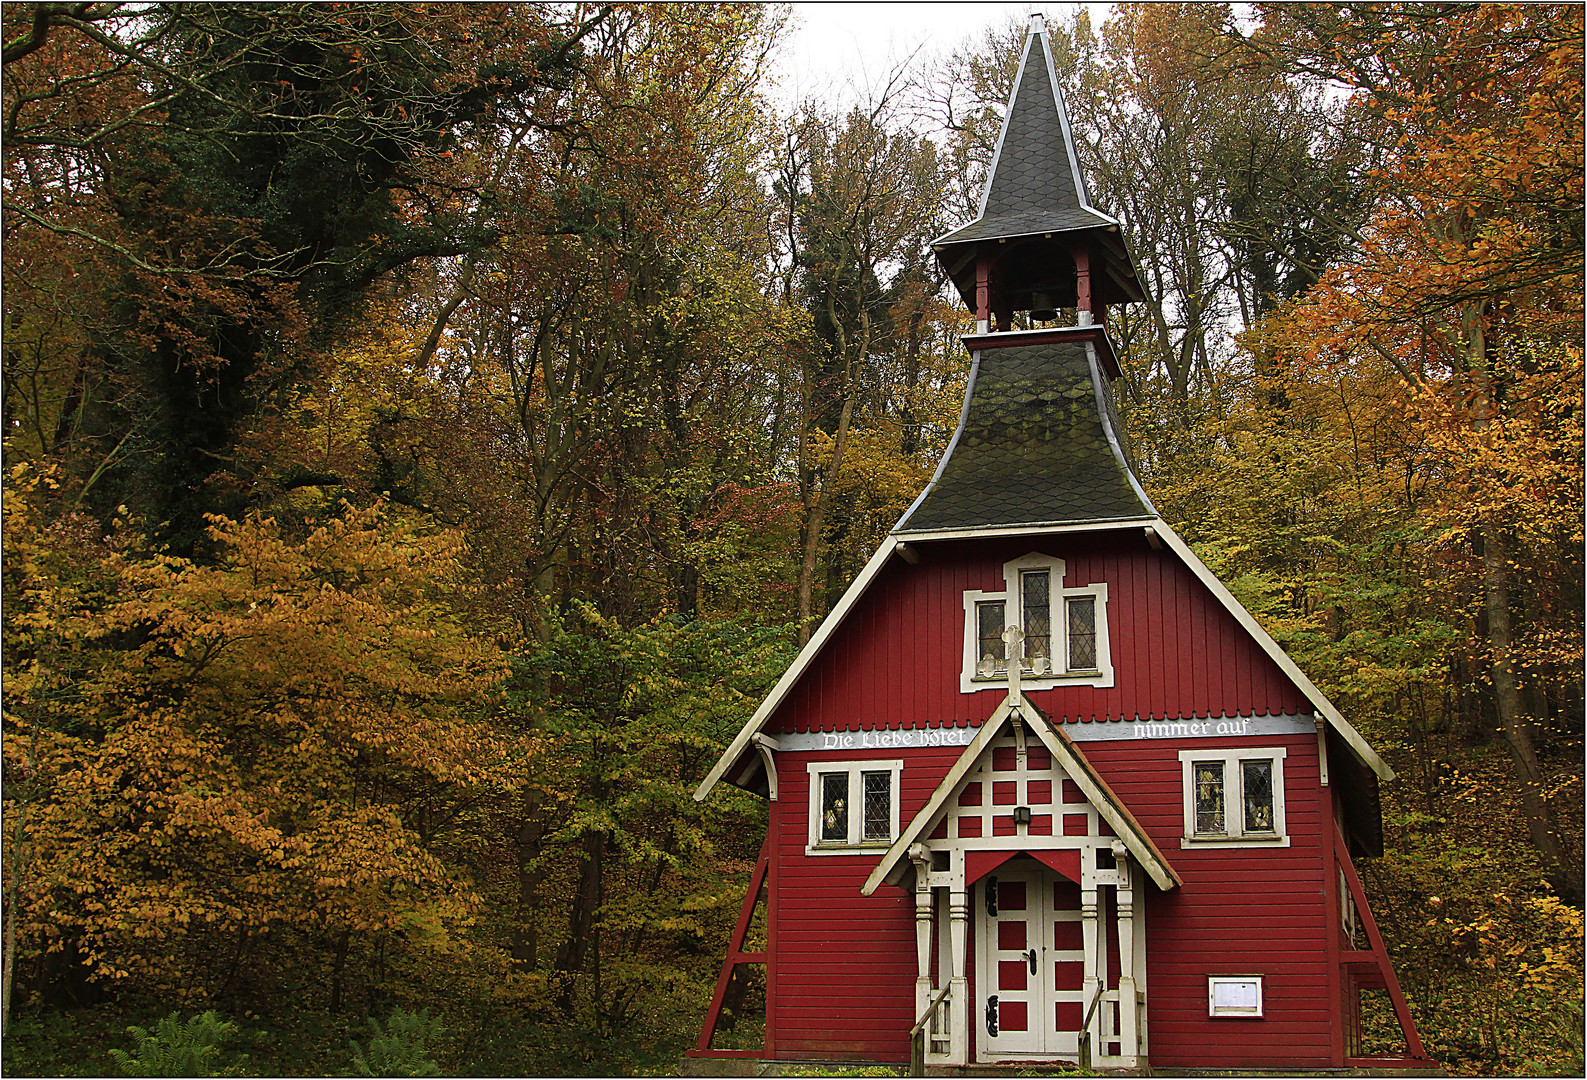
[769, 3, 1106, 110]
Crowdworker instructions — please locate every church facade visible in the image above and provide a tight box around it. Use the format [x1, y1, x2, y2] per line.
[688, 17, 1428, 1072]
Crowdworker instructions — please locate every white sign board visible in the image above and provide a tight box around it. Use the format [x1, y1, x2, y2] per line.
[1208, 975, 1264, 1017]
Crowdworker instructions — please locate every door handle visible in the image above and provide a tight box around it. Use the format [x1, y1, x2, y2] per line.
[1027, 948, 1038, 975]
[985, 876, 998, 916]
[985, 995, 999, 1036]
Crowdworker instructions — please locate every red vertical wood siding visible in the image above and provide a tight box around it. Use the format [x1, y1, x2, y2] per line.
[1087, 732, 1333, 1069]
[767, 533, 1308, 738]
[769, 734, 1335, 1068]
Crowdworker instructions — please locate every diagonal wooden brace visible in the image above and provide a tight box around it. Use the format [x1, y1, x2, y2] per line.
[692, 837, 772, 1054]
[1334, 825, 1429, 1062]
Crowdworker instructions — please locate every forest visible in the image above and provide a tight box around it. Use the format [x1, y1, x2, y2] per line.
[1, 2, 1581, 1076]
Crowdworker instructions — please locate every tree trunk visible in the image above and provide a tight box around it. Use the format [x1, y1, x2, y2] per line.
[797, 392, 855, 645]
[510, 790, 545, 966]
[1467, 306, 1582, 905]
[554, 828, 605, 978]
[328, 929, 352, 1014]
[2, 818, 23, 1023]
[1483, 527, 1580, 904]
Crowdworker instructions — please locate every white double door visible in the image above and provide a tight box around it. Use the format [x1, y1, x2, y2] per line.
[974, 863, 1086, 1060]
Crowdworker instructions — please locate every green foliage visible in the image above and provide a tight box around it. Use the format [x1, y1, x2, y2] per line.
[349, 1008, 443, 1078]
[106, 1011, 241, 1077]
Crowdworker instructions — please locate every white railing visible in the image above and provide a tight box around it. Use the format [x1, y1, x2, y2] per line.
[909, 984, 953, 1076]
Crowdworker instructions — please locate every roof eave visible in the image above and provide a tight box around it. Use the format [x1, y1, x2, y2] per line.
[930, 212, 1122, 251]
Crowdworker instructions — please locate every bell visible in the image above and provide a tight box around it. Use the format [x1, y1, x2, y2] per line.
[1030, 291, 1058, 322]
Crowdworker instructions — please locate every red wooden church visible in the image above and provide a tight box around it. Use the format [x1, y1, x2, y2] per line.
[690, 16, 1429, 1073]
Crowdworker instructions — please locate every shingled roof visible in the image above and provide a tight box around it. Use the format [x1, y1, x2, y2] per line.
[893, 331, 1155, 534]
[934, 15, 1117, 247]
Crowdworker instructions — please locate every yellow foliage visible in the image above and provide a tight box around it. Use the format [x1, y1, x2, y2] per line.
[3, 466, 520, 992]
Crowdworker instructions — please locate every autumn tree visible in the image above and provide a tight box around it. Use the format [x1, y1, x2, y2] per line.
[2, 2, 607, 552]
[773, 91, 960, 640]
[2, 471, 513, 1015]
[1256, 2, 1584, 904]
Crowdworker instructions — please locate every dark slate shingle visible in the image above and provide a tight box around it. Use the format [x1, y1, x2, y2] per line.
[936, 30, 1112, 247]
[895, 341, 1152, 533]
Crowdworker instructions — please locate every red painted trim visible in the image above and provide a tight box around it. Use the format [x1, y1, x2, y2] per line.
[958, 324, 1122, 378]
[1072, 243, 1092, 320]
[766, 806, 780, 1055]
[1323, 789, 1345, 1067]
[694, 838, 772, 1053]
[1334, 826, 1429, 1062]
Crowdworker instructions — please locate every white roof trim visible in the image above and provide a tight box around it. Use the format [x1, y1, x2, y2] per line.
[1084, 341, 1158, 515]
[1147, 521, 1393, 781]
[693, 537, 901, 801]
[1039, 13, 1113, 221]
[892, 518, 1155, 542]
[972, 23, 1033, 222]
[861, 693, 1181, 895]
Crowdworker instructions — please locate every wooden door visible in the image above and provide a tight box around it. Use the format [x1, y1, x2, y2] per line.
[976, 865, 1087, 1061]
[978, 869, 1043, 1056]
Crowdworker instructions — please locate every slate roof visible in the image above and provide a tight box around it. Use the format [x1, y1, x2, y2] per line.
[893, 338, 1155, 533]
[935, 21, 1115, 247]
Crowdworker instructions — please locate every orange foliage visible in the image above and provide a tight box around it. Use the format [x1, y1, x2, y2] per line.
[3, 468, 517, 992]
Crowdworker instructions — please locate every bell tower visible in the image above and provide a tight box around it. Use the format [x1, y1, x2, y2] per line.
[893, 14, 1154, 537]
[933, 13, 1144, 334]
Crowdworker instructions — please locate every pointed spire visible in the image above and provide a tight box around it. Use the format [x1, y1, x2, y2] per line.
[935, 16, 1113, 247]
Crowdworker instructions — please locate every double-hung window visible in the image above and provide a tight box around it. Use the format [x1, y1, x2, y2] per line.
[1178, 748, 1287, 847]
[962, 553, 1112, 691]
[807, 760, 903, 853]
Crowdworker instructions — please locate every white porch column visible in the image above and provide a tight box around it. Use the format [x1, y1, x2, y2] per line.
[1080, 862, 1101, 1061]
[1114, 843, 1140, 1067]
[912, 849, 933, 1022]
[948, 849, 970, 1066]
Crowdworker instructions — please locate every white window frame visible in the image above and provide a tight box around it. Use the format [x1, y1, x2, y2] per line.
[960, 552, 1114, 693]
[806, 759, 904, 855]
[1207, 975, 1265, 1018]
[1177, 747, 1288, 848]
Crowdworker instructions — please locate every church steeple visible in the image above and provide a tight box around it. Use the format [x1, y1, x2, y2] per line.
[893, 15, 1154, 536]
[933, 14, 1143, 332]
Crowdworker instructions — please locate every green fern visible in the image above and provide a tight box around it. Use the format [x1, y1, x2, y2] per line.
[349, 1008, 444, 1077]
[107, 1010, 239, 1077]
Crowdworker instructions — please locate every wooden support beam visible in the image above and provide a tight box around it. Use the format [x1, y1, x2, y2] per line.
[692, 837, 772, 1055]
[1073, 244, 1093, 326]
[1334, 826, 1429, 1062]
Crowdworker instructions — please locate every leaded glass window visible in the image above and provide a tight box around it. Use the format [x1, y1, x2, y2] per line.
[977, 600, 1006, 675]
[862, 771, 891, 841]
[1194, 760, 1225, 834]
[821, 772, 848, 841]
[1021, 570, 1050, 668]
[1243, 759, 1275, 832]
[1067, 595, 1097, 670]
[1181, 749, 1286, 843]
